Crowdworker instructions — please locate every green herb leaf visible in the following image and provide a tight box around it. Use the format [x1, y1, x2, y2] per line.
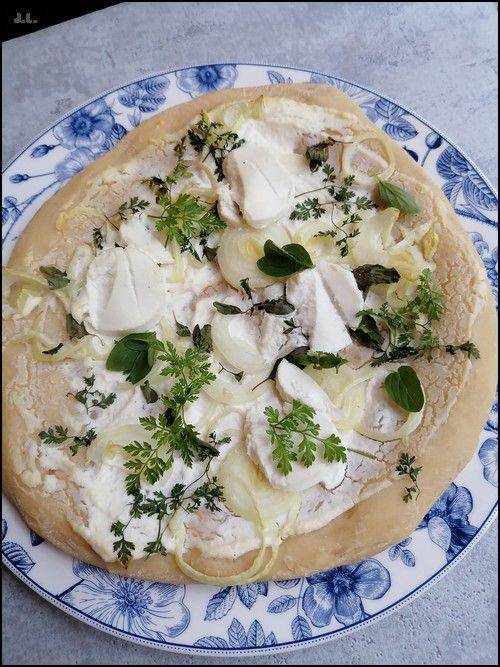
[39, 266, 70, 290]
[92, 227, 104, 250]
[175, 319, 191, 337]
[395, 452, 422, 502]
[257, 240, 314, 278]
[257, 298, 295, 316]
[377, 179, 420, 214]
[117, 197, 150, 220]
[352, 264, 401, 291]
[445, 341, 480, 359]
[213, 302, 244, 315]
[239, 277, 253, 301]
[192, 323, 213, 352]
[384, 366, 425, 412]
[350, 314, 383, 350]
[305, 139, 335, 172]
[106, 332, 159, 384]
[141, 380, 159, 404]
[295, 350, 348, 372]
[187, 111, 245, 181]
[41, 343, 64, 355]
[67, 374, 116, 412]
[66, 314, 88, 340]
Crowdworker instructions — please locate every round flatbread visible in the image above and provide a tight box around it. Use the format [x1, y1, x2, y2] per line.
[3, 83, 497, 583]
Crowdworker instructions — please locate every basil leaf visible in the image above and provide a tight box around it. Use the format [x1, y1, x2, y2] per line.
[40, 266, 70, 290]
[350, 314, 383, 350]
[295, 350, 348, 372]
[175, 319, 191, 337]
[352, 264, 400, 291]
[213, 302, 244, 315]
[384, 366, 424, 412]
[377, 180, 420, 214]
[192, 324, 213, 352]
[41, 343, 64, 355]
[106, 332, 159, 384]
[66, 314, 88, 340]
[141, 380, 159, 404]
[257, 298, 295, 315]
[257, 240, 314, 277]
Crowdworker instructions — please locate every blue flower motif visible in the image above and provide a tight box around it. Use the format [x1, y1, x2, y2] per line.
[419, 483, 478, 561]
[30, 144, 57, 158]
[302, 558, 391, 627]
[479, 438, 498, 487]
[195, 618, 276, 649]
[388, 537, 416, 567]
[469, 232, 498, 308]
[53, 100, 116, 150]
[176, 65, 237, 98]
[204, 582, 268, 620]
[54, 148, 96, 182]
[59, 560, 189, 640]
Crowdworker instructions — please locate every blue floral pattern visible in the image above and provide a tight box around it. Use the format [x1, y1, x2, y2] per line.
[176, 65, 237, 97]
[59, 560, 190, 640]
[195, 618, 276, 649]
[479, 439, 498, 487]
[118, 76, 169, 127]
[388, 538, 416, 567]
[419, 483, 478, 562]
[2, 64, 497, 655]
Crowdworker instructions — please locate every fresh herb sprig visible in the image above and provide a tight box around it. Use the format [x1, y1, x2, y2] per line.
[39, 426, 97, 456]
[265, 400, 376, 476]
[188, 111, 245, 181]
[117, 197, 150, 220]
[357, 269, 480, 365]
[395, 452, 422, 502]
[67, 374, 116, 413]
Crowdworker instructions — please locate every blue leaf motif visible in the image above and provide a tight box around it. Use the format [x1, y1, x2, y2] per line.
[268, 70, 286, 84]
[194, 636, 229, 649]
[375, 99, 405, 121]
[384, 118, 418, 142]
[478, 438, 498, 487]
[436, 146, 469, 180]
[2, 519, 7, 540]
[442, 177, 465, 206]
[247, 619, 266, 647]
[266, 632, 277, 645]
[268, 595, 296, 613]
[205, 586, 237, 620]
[228, 618, 246, 648]
[275, 578, 301, 589]
[400, 549, 416, 567]
[427, 515, 452, 552]
[237, 582, 267, 609]
[3, 542, 35, 574]
[463, 172, 498, 211]
[30, 530, 45, 547]
[388, 545, 400, 561]
[292, 614, 312, 640]
[142, 75, 169, 94]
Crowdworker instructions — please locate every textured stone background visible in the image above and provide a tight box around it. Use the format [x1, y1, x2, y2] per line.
[2, 2, 498, 665]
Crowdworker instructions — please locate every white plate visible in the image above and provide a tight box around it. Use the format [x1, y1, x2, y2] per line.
[2, 63, 498, 656]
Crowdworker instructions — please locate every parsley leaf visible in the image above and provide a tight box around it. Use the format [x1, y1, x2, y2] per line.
[395, 452, 422, 502]
[67, 374, 116, 413]
[117, 197, 150, 220]
[187, 111, 245, 181]
[39, 426, 97, 456]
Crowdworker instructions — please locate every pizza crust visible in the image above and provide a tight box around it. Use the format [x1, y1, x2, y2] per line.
[2, 84, 497, 583]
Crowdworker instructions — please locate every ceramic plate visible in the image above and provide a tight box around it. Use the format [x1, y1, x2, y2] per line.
[2, 63, 498, 656]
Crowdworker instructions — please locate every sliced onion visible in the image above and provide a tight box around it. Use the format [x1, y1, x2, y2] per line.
[341, 132, 395, 186]
[211, 313, 272, 374]
[217, 226, 290, 289]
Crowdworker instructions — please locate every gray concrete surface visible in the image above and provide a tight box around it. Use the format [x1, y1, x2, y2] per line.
[2, 2, 498, 664]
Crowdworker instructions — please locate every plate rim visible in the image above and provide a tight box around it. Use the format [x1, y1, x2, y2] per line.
[2, 61, 498, 656]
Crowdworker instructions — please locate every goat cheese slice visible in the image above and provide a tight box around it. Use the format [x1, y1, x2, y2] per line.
[84, 246, 163, 336]
[223, 143, 293, 228]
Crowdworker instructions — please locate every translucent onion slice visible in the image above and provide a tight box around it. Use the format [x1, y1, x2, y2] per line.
[341, 132, 395, 186]
[217, 226, 290, 289]
[203, 371, 273, 406]
[292, 219, 346, 264]
[211, 313, 272, 374]
[87, 423, 151, 464]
